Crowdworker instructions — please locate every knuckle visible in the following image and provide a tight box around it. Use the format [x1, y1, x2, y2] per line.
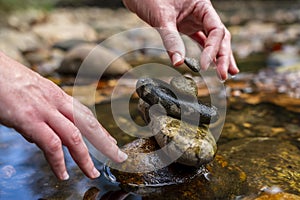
[46, 136, 62, 154]
[194, 1, 213, 22]
[47, 83, 67, 103]
[81, 108, 99, 131]
[82, 105, 94, 116]
[18, 107, 40, 128]
[215, 26, 225, 38]
[87, 116, 99, 130]
[22, 106, 38, 118]
[71, 129, 83, 146]
[224, 28, 231, 40]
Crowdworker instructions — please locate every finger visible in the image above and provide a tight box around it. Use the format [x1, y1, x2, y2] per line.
[216, 53, 229, 81]
[228, 53, 239, 75]
[193, 2, 225, 70]
[46, 110, 101, 179]
[190, 31, 207, 48]
[158, 23, 186, 66]
[216, 43, 230, 80]
[29, 123, 69, 180]
[60, 99, 128, 163]
[216, 29, 236, 80]
[61, 98, 117, 145]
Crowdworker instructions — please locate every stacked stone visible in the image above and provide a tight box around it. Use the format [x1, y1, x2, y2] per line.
[136, 76, 218, 167]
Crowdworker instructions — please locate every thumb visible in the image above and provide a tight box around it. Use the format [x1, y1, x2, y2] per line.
[158, 24, 186, 66]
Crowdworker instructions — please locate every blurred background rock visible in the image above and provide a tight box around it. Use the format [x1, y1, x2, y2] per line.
[0, 0, 299, 100]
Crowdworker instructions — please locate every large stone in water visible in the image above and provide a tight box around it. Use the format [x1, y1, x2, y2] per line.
[106, 138, 247, 198]
[106, 138, 205, 189]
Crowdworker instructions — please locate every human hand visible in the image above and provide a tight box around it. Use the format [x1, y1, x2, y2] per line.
[123, 0, 239, 80]
[0, 52, 127, 180]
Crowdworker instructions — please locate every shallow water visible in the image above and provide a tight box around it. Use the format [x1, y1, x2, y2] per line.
[1, 98, 299, 199]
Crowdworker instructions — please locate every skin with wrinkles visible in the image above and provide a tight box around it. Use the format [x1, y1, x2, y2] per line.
[123, 0, 239, 80]
[0, 52, 127, 180]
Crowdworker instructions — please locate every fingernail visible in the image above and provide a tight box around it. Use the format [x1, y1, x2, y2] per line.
[62, 171, 69, 180]
[92, 167, 101, 178]
[172, 53, 183, 66]
[118, 149, 128, 162]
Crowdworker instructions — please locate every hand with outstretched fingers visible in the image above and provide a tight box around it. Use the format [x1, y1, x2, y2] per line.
[0, 52, 128, 180]
[123, 0, 239, 80]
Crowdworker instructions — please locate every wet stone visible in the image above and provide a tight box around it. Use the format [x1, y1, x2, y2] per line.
[136, 76, 218, 167]
[109, 152, 248, 199]
[106, 138, 206, 189]
[151, 114, 217, 167]
[82, 187, 100, 200]
[170, 76, 198, 99]
[184, 57, 201, 72]
[136, 77, 219, 124]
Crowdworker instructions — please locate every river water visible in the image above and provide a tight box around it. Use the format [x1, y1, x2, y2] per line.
[1, 97, 299, 199]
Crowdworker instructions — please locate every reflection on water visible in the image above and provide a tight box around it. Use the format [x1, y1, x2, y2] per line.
[0, 100, 299, 199]
[0, 126, 138, 200]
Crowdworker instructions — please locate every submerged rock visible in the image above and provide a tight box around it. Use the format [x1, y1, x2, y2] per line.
[252, 192, 300, 200]
[218, 137, 300, 195]
[107, 144, 247, 198]
[106, 138, 205, 189]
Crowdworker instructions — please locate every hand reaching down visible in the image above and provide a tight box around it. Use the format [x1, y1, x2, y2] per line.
[0, 52, 127, 180]
[123, 0, 239, 80]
